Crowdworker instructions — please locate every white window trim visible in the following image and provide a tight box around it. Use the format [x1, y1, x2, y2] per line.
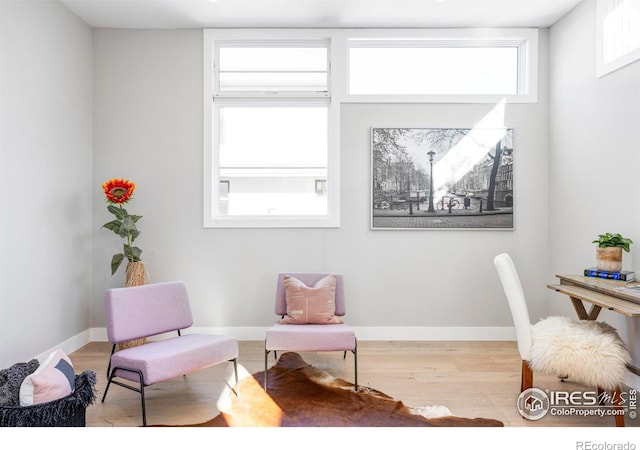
[596, 0, 640, 77]
[204, 29, 340, 228]
[342, 28, 538, 103]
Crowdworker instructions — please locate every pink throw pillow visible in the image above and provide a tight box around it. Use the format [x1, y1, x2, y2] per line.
[280, 274, 343, 325]
[19, 349, 75, 406]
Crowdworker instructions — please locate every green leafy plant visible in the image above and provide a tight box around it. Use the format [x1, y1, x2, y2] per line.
[101, 178, 143, 275]
[592, 233, 633, 252]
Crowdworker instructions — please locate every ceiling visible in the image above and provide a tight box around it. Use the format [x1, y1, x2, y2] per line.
[58, 0, 585, 29]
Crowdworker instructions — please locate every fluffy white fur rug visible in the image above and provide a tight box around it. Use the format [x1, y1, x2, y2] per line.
[529, 316, 631, 392]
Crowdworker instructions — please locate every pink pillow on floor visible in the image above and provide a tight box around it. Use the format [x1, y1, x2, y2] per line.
[280, 274, 343, 325]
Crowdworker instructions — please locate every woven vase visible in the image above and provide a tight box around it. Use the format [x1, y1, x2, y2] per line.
[595, 247, 623, 272]
[118, 261, 150, 350]
[125, 260, 149, 287]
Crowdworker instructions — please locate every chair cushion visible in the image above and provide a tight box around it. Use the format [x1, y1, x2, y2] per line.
[105, 281, 194, 343]
[529, 316, 631, 391]
[266, 323, 356, 352]
[110, 334, 238, 385]
[280, 274, 343, 325]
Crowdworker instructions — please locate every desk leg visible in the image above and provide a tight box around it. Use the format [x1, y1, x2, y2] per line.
[569, 296, 602, 320]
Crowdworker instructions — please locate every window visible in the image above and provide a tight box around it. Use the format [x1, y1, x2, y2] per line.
[597, 0, 640, 77]
[346, 29, 537, 103]
[349, 45, 519, 95]
[204, 30, 339, 228]
[218, 104, 328, 216]
[216, 45, 328, 94]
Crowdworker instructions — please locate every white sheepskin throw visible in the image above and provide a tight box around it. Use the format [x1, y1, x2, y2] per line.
[528, 316, 631, 392]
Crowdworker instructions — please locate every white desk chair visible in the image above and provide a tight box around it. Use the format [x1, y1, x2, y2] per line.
[494, 253, 630, 426]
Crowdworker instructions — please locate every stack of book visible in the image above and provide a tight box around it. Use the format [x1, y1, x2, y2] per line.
[583, 268, 635, 282]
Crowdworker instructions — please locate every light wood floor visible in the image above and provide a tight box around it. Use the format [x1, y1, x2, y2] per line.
[69, 340, 639, 429]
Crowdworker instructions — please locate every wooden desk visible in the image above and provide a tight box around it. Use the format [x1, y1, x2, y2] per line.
[548, 274, 640, 376]
[548, 274, 640, 319]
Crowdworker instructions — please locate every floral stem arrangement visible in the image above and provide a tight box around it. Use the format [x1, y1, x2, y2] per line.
[101, 178, 143, 275]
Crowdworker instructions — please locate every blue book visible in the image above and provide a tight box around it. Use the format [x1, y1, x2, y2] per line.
[584, 268, 635, 281]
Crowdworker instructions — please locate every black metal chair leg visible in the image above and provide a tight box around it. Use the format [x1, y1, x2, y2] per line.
[264, 347, 269, 391]
[140, 383, 147, 426]
[353, 348, 358, 391]
[232, 358, 239, 397]
[102, 367, 147, 426]
[353, 339, 358, 391]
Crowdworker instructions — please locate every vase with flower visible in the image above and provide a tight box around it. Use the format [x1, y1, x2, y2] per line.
[101, 178, 148, 348]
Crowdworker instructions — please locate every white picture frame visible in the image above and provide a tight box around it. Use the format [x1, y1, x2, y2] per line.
[371, 127, 514, 230]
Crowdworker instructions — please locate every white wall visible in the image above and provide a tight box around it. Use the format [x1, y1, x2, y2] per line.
[0, 1, 93, 368]
[549, 0, 640, 385]
[91, 28, 551, 341]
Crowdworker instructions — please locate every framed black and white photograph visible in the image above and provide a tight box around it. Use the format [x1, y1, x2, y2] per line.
[371, 127, 514, 230]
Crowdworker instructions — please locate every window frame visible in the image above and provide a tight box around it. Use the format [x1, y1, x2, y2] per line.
[343, 28, 538, 103]
[596, 0, 640, 77]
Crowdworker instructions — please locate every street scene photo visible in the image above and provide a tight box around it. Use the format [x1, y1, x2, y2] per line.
[371, 127, 514, 229]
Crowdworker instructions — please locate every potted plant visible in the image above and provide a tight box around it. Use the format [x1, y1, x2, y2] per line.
[592, 233, 633, 272]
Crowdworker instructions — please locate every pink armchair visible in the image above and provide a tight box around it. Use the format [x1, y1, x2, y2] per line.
[264, 273, 357, 391]
[101, 281, 239, 426]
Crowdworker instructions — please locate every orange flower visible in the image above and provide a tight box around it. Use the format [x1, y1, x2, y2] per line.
[102, 178, 136, 204]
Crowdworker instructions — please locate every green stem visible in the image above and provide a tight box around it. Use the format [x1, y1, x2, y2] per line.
[120, 204, 133, 261]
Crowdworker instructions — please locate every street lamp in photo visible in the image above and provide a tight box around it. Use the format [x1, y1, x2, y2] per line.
[427, 150, 435, 212]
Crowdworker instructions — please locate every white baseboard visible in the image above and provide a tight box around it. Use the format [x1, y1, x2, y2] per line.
[34, 329, 93, 364]
[352, 326, 516, 341]
[87, 326, 515, 343]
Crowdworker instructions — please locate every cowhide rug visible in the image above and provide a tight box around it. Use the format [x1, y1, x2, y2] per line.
[185, 352, 503, 427]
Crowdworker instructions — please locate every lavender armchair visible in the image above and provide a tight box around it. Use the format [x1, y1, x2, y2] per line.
[101, 281, 239, 426]
[264, 273, 357, 391]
